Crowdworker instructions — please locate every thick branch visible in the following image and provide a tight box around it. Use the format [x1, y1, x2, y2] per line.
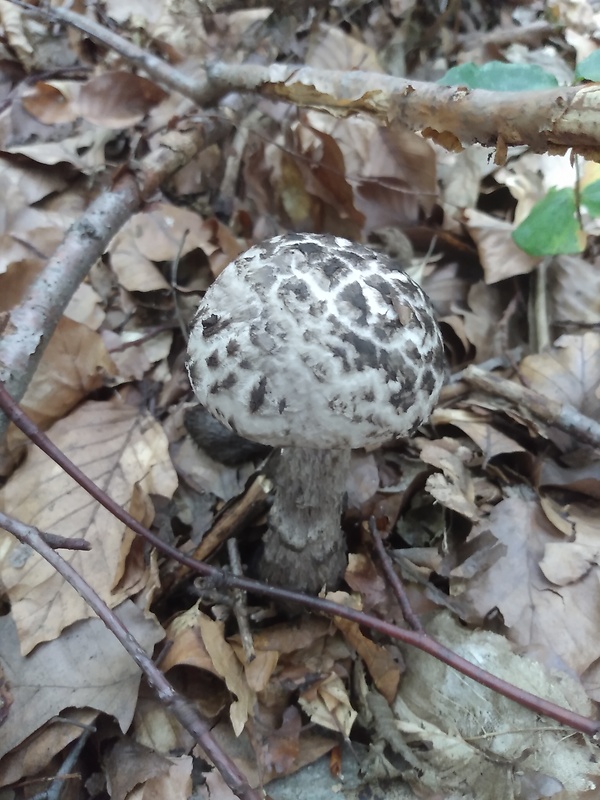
[10, 1, 600, 157]
[205, 62, 600, 158]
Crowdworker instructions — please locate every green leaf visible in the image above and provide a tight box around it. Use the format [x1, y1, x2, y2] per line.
[439, 61, 559, 91]
[512, 188, 584, 255]
[575, 51, 600, 81]
[581, 179, 600, 215]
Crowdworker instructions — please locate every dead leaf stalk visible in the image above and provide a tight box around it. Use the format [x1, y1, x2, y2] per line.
[1, 381, 598, 737]
[369, 518, 424, 634]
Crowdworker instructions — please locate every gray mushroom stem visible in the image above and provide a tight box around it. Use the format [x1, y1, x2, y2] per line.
[260, 447, 350, 593]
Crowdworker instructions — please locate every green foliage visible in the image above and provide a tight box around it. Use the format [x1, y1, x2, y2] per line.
[512, 180, 600, 256]
[439, 61, 558, 91]
[512, 188, 583, 256]
[575, 50, 600, 81]
[581, 179, 600, 214]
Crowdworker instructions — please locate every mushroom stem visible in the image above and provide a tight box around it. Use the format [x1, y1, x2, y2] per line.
[260, 447, 350, 593]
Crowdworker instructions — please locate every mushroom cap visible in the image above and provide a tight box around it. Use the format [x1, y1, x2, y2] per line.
[186, 233, 446, 449]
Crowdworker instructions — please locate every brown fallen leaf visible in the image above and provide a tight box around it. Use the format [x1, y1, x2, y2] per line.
[0, 398, 177, 653]
[452, 487, 600, 674]
[0, 601, 164, 772]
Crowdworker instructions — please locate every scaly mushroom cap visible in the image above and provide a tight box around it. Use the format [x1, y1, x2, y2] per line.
[187, 233, 446, 449]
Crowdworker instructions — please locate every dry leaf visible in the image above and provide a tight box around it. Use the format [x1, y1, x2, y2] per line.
[0, 398, 177, 653]
[0, 602, 164, 765]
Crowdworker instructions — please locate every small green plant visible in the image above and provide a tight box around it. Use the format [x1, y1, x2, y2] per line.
[439, 61, 558, 91]
[440, 59, 600, 256]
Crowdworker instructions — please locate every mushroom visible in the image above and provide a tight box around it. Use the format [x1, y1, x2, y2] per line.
[186, 233, 446, 593]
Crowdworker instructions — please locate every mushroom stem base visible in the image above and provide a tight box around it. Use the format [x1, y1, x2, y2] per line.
[260, 447, 350, 594]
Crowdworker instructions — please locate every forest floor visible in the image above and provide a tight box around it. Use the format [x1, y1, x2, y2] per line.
[0, 1, 600, 799]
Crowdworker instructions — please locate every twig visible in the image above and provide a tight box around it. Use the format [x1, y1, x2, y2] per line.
[0, 382, 598, 737]
[39, 532, 91, 551]
[0, 510, 261, 800]
[7, 0, 221, 106]
[369, 518, 424, 633]
[227, 538, 256, 664]
[29, 723, 95, 800]
[463, 364, 600, 449]
[0, 115, 231, 441]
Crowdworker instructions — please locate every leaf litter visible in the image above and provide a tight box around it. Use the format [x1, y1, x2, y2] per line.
[0, 1, 599, 798]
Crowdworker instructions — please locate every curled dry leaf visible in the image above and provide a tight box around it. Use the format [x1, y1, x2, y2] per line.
[0, 398, 177, 654]
[22, 72, 168, 129]
[162, 605, 256, 736]
[463, 208, 538, 283]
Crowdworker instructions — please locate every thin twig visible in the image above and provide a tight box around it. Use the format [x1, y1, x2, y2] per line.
[227, 538, 256, 663]
[39, 532, 91, 551]
[29, 723, 95, 800]
[369, 518, 424, 633]
[0, 382, 598, 736]
[0, 510, 261, 800]
[463, 364, 600, 449]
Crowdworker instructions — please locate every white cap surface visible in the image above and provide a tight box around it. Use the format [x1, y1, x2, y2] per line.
[187, 233, 446, 448]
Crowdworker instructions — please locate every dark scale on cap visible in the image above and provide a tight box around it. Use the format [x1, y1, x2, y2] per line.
[309, 301, 326, 317]
[401, 362, 417, 386]
[201, 314, 231, 338]
[221, 373, 238, 390]
[364, 274, 394, 305]
[363, 389, 375, 402]
[281, 233, 310, 246]
[390, 389, 413, 410]
[331, 345, 351, 372]
[421, 367, 437, 395]
[341, 332, 379, 370]
[249, 376, 268, 413]
[226, 340, 240, 356]
[278, 398, 287, 414]
[282, 277, 310, 301]
[377, 349, 399, 383]
[297, 242, 327, 258]
[340, 282, 369, 326]
[206, 351, 220, 369]
[322, 256, 349, 281]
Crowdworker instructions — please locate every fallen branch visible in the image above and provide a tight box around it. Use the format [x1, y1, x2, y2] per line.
[10, 0, 600, 157]
[463, 364, 600, 449]
[0, 115, 231, 441]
